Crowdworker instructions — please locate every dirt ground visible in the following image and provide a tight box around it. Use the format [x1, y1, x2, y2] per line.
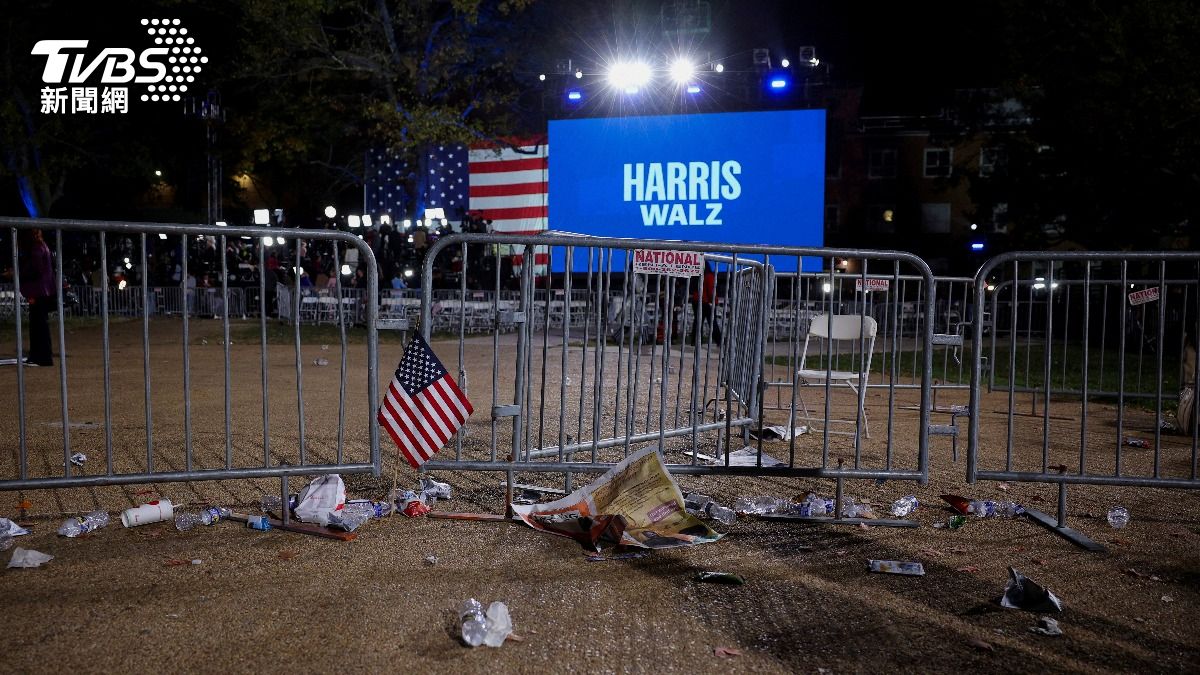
[1, 319, 1198, 674]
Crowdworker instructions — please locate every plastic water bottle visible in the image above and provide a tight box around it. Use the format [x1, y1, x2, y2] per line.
[483, 601, 513, 648]
[459, 598, 487, 647]
[733, 495, 787, 515]
[890, 495, 919, 518]
[313, 357, 330, 367]
[175, 506, 232, 531]
[58, 510, 110, 537]
[1107, 506, 1130, 529]
[801, 494, 832, 517]
[969, 500, 997, 518]
[970, 500, 1024, 518]
[684, 492, 714, 516]
[344, 500, 391, 519]
[704, 502, 737, 525]
[261, 494, 297, 513]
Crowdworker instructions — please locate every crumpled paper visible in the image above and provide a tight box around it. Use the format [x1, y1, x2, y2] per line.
[1001, 567, 1064, 612]
[1, 518, 30, 537]
[294, 474, 346, 526]
[8, 547, 53, 568]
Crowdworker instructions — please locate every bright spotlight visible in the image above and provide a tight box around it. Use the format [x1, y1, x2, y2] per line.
[822, 282, 832, 294]
[347, 215, 361, 228]
[324, 205, 337, 218]
[341, 264, 351, 275]
[714, 63, 725, 73]
[574, 70, 583, 79]
[404, 269, 414, 278]
[970, 222, 978, 231]
[402, 219, 411, 229]
[440, 218, 448, 227]
[686, 84, 701, 94]
[123, 257, 130, 264]
[769, 77, 789, 90]
[538, 73, 546, 81]
[158, 233, 167, 240]
[781, 58, 790, 68]
[276, 236, 287, 246]
[118, 279, 127, 290]
[262, 236, 273, 245]
[154, 170, 162, 177]
[669, 58, 695, 84]
[566, 89, 583, 102]
[253, 209, 270, 225]
[380, 214, 391, 226]
[607, 61, 651, 91]
[362, 214, 373, 228]
[970, 242, 985, 251]
[124, 262, 132, 270]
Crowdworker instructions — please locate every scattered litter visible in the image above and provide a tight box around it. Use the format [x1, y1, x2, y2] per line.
[890, 495, 919, 517]
[868, 560, 925, 576]
[245, 515, 272, 531]
[967, 638, 994, 652]
[969, 500, 1025, 518]
[1162, 595, 1174, 603]
[934, 515, 967, 530]
[1029, 617, 1062, 637]
[58, 510, 110, 537]
[512, 490, 543, 505]
[1124, 568, 1162, 582]
[420, 476, 453, 501]
[70, 452, 87, 467]
[714, 646, 744, 658]
[122, 500, 175, 528]
[584, 550, 651, 562]
[940, 494, 972, 514]
[200, 338, 208, 345]
[424, 555, 438, 565]
[695, 571, 746, 585]
[1000, 567, 1063, 612]
[321, 344, 330, 351]
[753, 425, 807, 441]
[956, 566, 981, 574]
[8, 548, 53, 568]
[328, 509, 370, 532]
[312, 358, 330, 367]
[278, 549, 299, 560]
[710, 446, 784, 467]
[344, 500, 393, 519]
[511, 445, 721, 550]
[175, 506, 231, 531]
[458, 599, 513, 648]
[294, 474, 346, 526]
[1, 518, 30, 538]
[164, 558, 191, 566]
[684, 493, 736, 525]
[1107, 506, 1130, 529]
[397, 491, 432, 518]
[1123, 436, 1151, 449]
[261, 494, 298, 514]
[191, 559, 202, 565]
[996, 482, 1009, 492]
[733, 495, 792, 515]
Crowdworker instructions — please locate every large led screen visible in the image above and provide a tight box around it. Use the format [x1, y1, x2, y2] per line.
[548, 109, 825, 272]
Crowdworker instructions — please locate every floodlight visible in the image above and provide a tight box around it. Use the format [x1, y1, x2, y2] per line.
[276, 237, 286, 246]
[538, 74, 546, 81]
[362, 214, 372, 228]
[686, 84, 701, 94]
[402, 219, 412, 229]
[566, 89, 583, 102]
[575, 70, 583, 79]
[769, 76, 789, 90]
[347, 215, 361, 228]
[781, 58, 790, 68]
[341, 264, 351, 275]
[262, 236, 273, 245]
[404, 269, 414, 278]
[714, 63, 724, 73]
[154, 170, 162, 177]
[380, 214, 391, 226]
[125, 262, 132, 269]
[669, 58, 695, 84]
[253, 209, 270, 225]
[607, 61, 651, 91]
[324, 205, 337, 218]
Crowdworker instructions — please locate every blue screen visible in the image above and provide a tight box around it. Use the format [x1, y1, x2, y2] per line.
[548, 109, 825, 272]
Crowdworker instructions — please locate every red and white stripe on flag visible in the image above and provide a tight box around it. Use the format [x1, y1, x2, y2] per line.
[469, 137, 548, 275]
[376, 335, 474, 469]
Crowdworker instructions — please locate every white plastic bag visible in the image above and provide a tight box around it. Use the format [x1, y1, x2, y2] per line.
[294, 474, 346, 526]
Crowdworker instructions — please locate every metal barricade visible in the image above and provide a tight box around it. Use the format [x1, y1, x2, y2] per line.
[419, 233, 936, 525]
[0, 217, 381, 513]
[968, 251, 1200, 550]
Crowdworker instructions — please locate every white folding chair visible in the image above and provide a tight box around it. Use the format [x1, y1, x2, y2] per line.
[796, 313, 878, 439]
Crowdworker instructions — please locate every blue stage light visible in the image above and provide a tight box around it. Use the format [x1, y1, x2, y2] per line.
[566, 89, 583, 101]
[970, 242, 985, 251]
[686, 84, 701, 94]
[769, 77, 788, 90]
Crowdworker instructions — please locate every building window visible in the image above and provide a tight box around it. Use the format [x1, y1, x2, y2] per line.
[921, 202, 952, 233]
[979, 147, 1006, 177]
[867, 148, 897, 179]
[924, 148, 952, 177]
[868, 205, 896, 233]
[824, 204, 839, 230]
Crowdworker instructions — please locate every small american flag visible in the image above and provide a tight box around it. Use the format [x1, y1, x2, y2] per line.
[377, 335, 473, 469]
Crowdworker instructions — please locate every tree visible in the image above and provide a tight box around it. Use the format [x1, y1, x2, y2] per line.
[221, 0, 539, 217]
[985, 0, 1200, 249]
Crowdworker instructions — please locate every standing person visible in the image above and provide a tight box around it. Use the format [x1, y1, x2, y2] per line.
[19, 229, 56, 366]
[690, 260, 722, 345]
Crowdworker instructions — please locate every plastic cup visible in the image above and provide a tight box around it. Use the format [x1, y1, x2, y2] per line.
[121, 499, 174, 527]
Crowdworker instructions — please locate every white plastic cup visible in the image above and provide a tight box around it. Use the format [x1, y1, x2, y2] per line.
[121, 499, 174, 528]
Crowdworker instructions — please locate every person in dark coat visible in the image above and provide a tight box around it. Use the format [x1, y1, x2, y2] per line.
[19, 228, 56, 366]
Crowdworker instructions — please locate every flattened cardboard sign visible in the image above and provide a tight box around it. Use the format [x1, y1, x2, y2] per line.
[1128, 287, 1160, 306]
[632, 249, 703, 277]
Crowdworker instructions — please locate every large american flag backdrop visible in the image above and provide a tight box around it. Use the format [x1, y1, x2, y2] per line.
[377, 335, 474, 469]
[468, 136, 549, 276]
